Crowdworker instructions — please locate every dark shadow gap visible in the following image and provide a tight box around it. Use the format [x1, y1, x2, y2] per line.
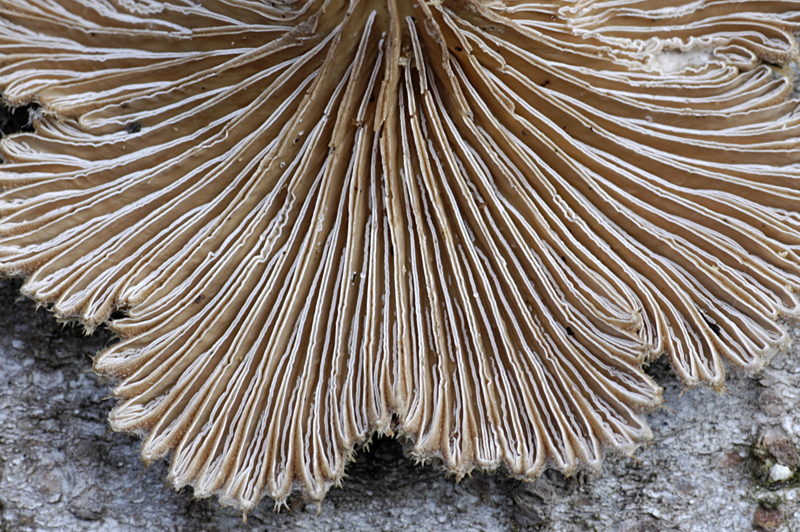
[0, 100, 37, 136]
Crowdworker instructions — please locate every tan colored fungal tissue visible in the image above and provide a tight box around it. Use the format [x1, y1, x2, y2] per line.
[0, 0, 798, 511]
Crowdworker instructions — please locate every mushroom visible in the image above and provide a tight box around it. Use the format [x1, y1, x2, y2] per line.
[0, 0, 799, 511]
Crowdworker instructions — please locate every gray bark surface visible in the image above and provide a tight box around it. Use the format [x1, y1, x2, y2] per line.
[0, 277, 798, 532]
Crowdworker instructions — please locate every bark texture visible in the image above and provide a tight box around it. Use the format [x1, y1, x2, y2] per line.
[1, 277, 799, 531]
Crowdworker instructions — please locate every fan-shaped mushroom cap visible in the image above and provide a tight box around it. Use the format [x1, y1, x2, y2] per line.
[0, 0, 799, 510]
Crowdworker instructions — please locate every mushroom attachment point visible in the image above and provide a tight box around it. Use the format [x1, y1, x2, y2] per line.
[0, 0, 799, 510]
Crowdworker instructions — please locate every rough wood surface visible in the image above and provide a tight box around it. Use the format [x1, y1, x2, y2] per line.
[0, 278, 799, 531]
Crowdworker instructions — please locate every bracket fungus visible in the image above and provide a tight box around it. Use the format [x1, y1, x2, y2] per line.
[1, 0, 800, 511]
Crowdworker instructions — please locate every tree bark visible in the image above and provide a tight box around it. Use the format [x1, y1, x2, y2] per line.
[1, 278, 799, 531]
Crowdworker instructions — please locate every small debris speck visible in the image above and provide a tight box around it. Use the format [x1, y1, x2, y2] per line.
[769, 463, 793, 482]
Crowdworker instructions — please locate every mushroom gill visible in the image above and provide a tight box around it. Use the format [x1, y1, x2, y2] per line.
[0, 0, 799, 510]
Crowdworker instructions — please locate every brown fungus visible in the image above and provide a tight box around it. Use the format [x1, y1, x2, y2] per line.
[0, 0, 799, 511]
